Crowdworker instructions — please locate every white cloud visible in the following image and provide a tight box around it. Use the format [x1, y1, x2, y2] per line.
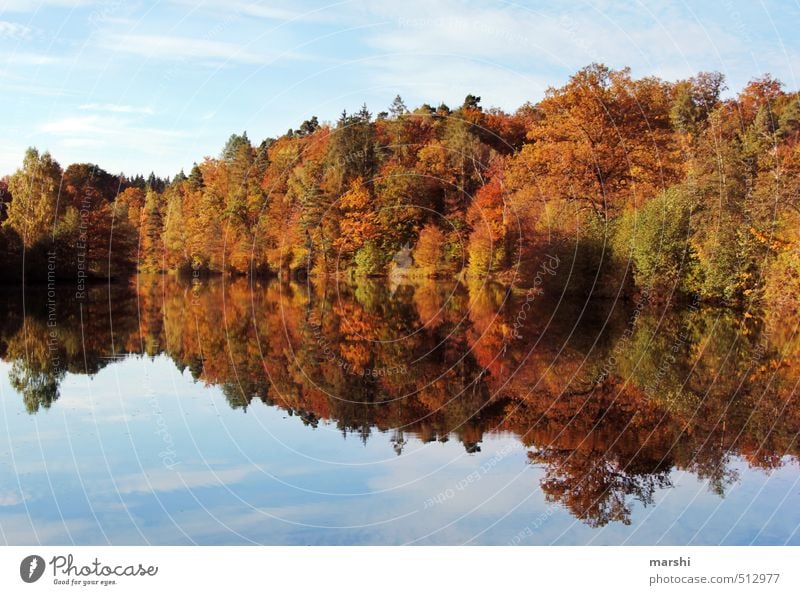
[0, 0, 94, 12]
[0, 488, 29, 506]
[1, 81, 74, 96]
[61, 137, 105, 148]
[36, 114, 190, 174]
[98, 32, 271, 64]
[0, 52, 60, 65]
[39, 115, 109, 134]
[79, 102, 155, 115]
[355, 0, 786, 103]
[231, 2, 318, 21]
[0, 514, 94, 545]
[169, 0, 337, 24]
[0, 19, 30, 38]
[39, 114, 183, 139]
[365, 1, 742, 70]
[109, 465, 255, 495]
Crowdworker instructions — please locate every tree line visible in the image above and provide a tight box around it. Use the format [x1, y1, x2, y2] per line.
[2, 64, 799, 311]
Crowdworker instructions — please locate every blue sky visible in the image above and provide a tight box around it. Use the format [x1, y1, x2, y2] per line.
[1, 0, 798, 177]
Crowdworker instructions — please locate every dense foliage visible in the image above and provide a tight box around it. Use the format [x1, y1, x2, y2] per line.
[2, 64, 799, 314]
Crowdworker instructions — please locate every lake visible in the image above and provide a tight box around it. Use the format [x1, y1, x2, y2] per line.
[1, 275, 798, 545]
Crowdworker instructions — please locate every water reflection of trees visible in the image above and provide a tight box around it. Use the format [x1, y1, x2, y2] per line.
[0, 284, 138, 412]
[6, 318, 65, 413]
[1, 276, 798, 527]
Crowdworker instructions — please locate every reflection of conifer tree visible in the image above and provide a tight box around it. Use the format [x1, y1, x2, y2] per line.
[6, 319, 65, 413]
[221, 382, 253, 411]
[10, 359, 63, 414]
[390, 430, 406, 456]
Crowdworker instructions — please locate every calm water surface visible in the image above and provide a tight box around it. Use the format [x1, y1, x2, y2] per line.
[1, 276, 798, 544]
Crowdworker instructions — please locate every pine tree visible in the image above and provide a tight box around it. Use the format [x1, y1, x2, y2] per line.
[389, 95, 408, 118]
[139, 189, 164, 272]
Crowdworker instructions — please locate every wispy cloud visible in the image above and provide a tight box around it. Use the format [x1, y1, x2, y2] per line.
[169, 0, 338, 24]
[109, 466, 255, 495]
[1, 81, 74, 96]
[79, 102, 155, 115]
[364, 1, 742, 73]
[0, 0, 94, 12]
[98, 32, 271, 64]
[357, 0, 763, 99]
[0, 513, 94, 545]
[40, 115, 111, 135]
[39, 114, 186, 143]
[0, 488, 29, 506]
[60, 137, 106, 148]
[37, 114, 189, 170]
[0, 20, 31, 39]
[0, 52, 61, 65]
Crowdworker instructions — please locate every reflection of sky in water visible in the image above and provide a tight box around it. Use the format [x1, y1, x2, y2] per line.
[1, 357, 798, 546]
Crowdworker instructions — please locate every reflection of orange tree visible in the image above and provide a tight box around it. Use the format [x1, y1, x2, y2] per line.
[505, 382, 676, 527]
[411, 279, 447, 329]
[160, 276, 277, 410]
[532, 446, 673, 528]
[130, 274, 166, 356]
[466, 280, 510, 381]
[3, 275, 800, 528]
[496, 299, 800, 525]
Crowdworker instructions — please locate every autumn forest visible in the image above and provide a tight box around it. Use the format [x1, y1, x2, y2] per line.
[1, 64, 798, 317]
